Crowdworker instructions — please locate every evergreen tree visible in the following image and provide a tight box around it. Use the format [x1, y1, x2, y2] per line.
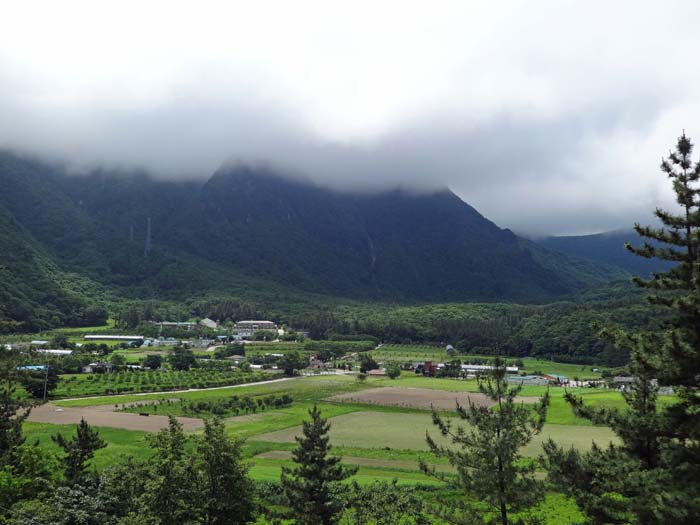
[344, 480, 428, 525]
[196, 417, 255, 525]
[621, 133, 700, 520]
[280, 351, 307, 376]
[545, 133, 700, 524]
[542, 330, 670, 524]
[52, 418, 106, 484]
[168, 346, 196, 371]
[144, 416, 201, 525]
[420, 356, 549, 525]
[18, 365, 58, 399]
[0, 353, 29, 467]
[280, 405, 357, 525]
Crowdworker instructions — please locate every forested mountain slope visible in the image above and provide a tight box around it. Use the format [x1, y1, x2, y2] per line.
[0, 151, 627, 331]
[539, 230, 674, 276]
[62, 164, 625, 300]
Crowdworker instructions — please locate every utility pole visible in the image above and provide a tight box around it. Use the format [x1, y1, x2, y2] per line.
[43, 364, 49, 401]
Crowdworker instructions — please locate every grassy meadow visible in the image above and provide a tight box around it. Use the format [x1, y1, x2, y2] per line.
[24, 343, 651, 524]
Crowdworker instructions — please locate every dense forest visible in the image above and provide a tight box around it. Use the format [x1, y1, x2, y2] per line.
[0, 151, 633, 330]
[0, 151, 668, 366]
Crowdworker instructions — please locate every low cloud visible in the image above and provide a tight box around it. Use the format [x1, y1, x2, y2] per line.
[1, 1, 698, 235]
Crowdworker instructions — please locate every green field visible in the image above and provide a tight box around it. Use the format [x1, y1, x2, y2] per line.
[371, 345, 606, 378]
[25, 372, 651, 524]
[110, 347, 172, 363]
[55, 375, 361, 406]
[54, 369, 271, 397]
[255, 410, 618, 454]
[243, 343, 309, 356]
[24, 422, 152, 467]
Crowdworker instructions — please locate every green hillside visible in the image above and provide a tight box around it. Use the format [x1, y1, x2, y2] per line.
[0, 151, 631, 337]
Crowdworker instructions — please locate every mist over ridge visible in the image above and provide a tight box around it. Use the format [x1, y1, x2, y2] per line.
[3, 1, 700, 234]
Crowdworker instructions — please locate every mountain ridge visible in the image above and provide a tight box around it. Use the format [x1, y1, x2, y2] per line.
[0, 151, 627, 331]
[538, 229, 673, 276]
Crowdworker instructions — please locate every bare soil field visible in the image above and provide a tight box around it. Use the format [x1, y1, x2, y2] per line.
[28, 403, 204, 432]
[330, 386, 539, 410]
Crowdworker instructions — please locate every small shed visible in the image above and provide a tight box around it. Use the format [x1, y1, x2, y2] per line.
[82, 362, 114, 374]
[543, 374, 569, 384]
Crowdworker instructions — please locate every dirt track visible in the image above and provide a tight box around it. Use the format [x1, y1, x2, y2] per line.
[28, 403, 204, 432]
[27, 376, 298, 432]
[330, 387, 538, 411]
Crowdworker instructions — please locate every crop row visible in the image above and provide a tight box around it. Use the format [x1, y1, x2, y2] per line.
[54, 370, 268, 397]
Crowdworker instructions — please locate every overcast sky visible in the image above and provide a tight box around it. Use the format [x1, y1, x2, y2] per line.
[1, 1, 699, 235]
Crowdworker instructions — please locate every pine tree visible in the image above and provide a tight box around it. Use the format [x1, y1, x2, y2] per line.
[542, 330, 670, 524]
[280, 405, 357, 525]
[196, 417, 255, 525]
[144, 416, 201, 525]
[544, 133, 700, 524]
[618, 133, 700, 520]
[52, 418, 106, 484]
[420, 356, 549, 525]
[0, 352, 29, 466]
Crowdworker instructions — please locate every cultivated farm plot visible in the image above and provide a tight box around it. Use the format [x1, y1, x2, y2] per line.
[112, 348, 171, 363]
[256, 410, 618, 456]
[54, 370, 269, 397]
[331, 386, 539, 410]
[28, 402, 204, 432]
[244, 343, 307, 356]
[24, 371, 607, 523]
[372, 345, 604, 378]
[372, 344, 450, 362]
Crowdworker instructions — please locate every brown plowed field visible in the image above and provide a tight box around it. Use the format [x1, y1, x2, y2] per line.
[330, 387, 538, 410]
[28, 403, 204, 432]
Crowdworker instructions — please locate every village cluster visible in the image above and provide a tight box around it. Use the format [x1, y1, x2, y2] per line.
[7, 321, 653, 394]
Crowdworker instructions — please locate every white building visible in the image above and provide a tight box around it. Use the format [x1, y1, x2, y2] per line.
[198, 318, 218, 329]
[82, 362, 114, 373]
[234, 320, 278, 338]
[36, 349, 73, 356]
[460, 364, 519, 374]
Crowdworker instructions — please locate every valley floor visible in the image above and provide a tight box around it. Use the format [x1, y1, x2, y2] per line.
[24, 373, 642, 523]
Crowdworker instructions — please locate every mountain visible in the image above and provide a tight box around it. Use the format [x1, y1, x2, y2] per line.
[538, 230, 674, 277]
[0, 151, 627, 331]
[189, 167, 571, 300]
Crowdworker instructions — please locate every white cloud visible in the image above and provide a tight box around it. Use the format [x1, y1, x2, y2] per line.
[1, 0, 699, 234]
